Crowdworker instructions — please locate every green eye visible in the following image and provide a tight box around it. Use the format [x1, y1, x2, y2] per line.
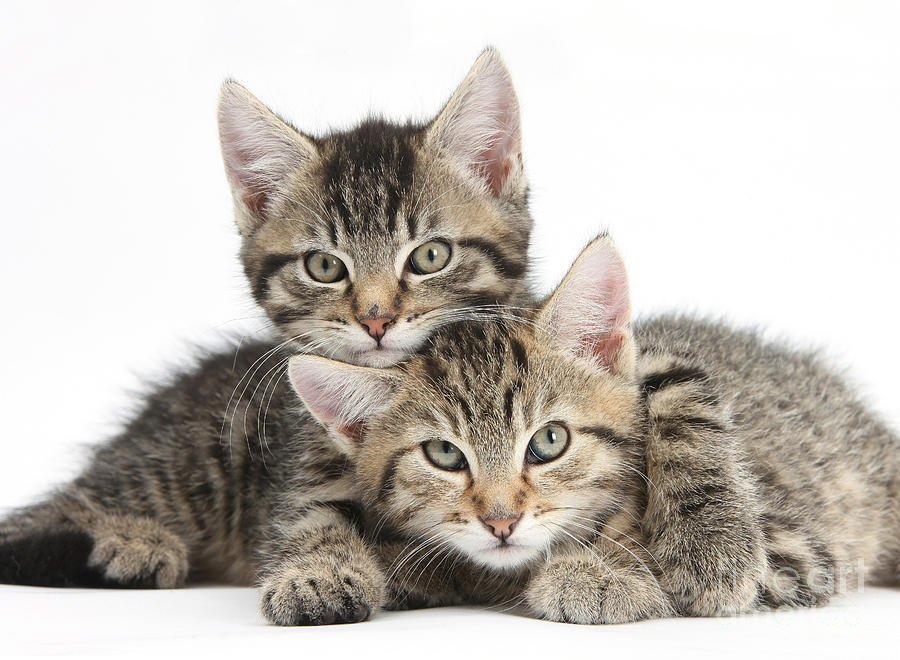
[409, 240, 452, 275]
[527, 424, 570, 464]
[305, 251, 347, 283]
[423, 439, 467, 471]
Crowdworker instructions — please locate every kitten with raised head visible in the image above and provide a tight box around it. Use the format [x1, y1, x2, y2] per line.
[219, 46, 531, 368]
[0, 48, 536, 596]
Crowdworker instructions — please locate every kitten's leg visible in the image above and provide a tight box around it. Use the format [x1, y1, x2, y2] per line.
[257, 502, 385, 626]
[640, 357, 766, 615]
[524, 510, 674, 624]
[0, 489, 188, 588]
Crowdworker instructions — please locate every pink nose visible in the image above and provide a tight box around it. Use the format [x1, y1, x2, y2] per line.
[359, 316, 394, 341]
[481, 516, 521, 542]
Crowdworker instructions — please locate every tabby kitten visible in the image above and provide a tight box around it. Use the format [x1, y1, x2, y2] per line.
[281, 235, 900, 624]
[220, 47, 532, 368]
[0, 48, 536, 600]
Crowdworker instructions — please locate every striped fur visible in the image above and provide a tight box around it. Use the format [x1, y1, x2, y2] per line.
[0, 48, 537, 624]
[221, 47, 533, 368]
[4, 236, 898, 627]
[638, 317, 900, 615]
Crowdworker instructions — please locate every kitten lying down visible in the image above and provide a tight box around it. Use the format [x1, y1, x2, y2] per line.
[3, 236, 897, 625]
[282, 235, 900, 623]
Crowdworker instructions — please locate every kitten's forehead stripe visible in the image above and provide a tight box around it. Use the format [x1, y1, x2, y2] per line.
[319, 120, 420, 239]
[509, 337, 528, 374]
[418, 320, 548, 455]
[324, 217, 339, 247]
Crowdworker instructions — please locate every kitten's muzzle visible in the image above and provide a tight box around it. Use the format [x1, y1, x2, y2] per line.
[480, 514, 522, 542]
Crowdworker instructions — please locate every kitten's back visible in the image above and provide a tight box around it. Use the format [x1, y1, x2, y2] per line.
[637, 315, 900, 587]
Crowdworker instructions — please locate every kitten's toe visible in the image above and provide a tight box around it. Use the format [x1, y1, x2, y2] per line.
[526, 555, 672, 624]
[259, 564, 383, 626]
[757, 555, 836, 610]
[87, 519, 188, 588]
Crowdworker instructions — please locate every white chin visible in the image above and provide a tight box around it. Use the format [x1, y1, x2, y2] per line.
[472, 544, 540, 570]
[351, 348, 411, 367]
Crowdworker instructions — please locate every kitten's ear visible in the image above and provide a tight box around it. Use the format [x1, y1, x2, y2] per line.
[287, 355, 401, 457]
[426, 47, 524, 199]
[218, 80, 318, 235]
[537, 235, 636, 377]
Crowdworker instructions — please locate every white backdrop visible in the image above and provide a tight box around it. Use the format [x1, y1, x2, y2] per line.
[1, 1, 898, 656]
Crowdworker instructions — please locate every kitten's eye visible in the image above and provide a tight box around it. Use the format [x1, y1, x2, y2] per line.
[305, 251, 347, 283]
[422, 439, 467, 471]
[409, 240, 452, 275]
[527, 424, 570, 464]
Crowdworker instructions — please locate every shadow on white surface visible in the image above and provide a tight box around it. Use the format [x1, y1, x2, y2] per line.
[1, 584, 897, 657]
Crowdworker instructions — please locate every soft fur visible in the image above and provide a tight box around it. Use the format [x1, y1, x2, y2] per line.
[4, 236, 895, 626]
[0, 47, 539, 606]
[219, 47, 532, 368]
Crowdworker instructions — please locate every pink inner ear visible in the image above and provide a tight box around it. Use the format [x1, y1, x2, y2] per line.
[584, 266, 631, 367]
[220, 126, 269, 217]
[431, 50, 522, 197]
[286, 356, 397, 445]
[478, 131, 520, 196]
[339, 421, 365, 442]
[241, 190, 266, 219]
[587, 327, 629, 367]
[549, 238, 633, 370]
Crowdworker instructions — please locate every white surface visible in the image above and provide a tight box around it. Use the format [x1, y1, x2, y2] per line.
[1, 585, 898, 658]
[0, 0, 898, 656]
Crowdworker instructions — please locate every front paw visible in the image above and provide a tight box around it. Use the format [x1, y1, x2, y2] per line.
[650, 520, 764, 616]
[526, 553, 672, 624]
[260, 556, 385, 626]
